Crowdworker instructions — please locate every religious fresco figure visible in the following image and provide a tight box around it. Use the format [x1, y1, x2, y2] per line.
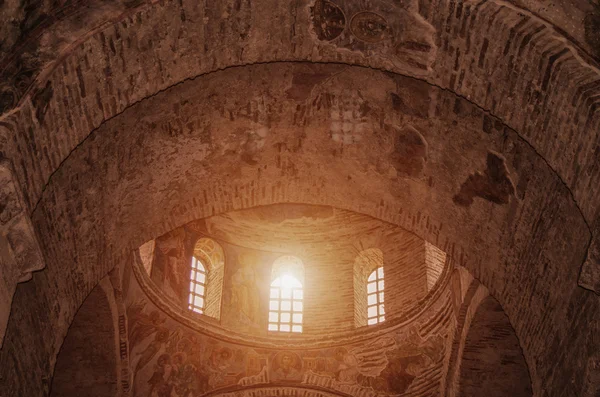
[271, 351, 303, 381]
[230, 252, 261, 326]
[154, 229, 187, 300]
[148, 354, 174, 397]
[127, 299, 167, 349]
[336, 352, 360, 383]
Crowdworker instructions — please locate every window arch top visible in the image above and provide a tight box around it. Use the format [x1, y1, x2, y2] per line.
[193, 237, 224, 268]
[271, 255, 304, 283]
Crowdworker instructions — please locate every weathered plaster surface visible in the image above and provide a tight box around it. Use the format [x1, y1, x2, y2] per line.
[0, 63, 595, 396]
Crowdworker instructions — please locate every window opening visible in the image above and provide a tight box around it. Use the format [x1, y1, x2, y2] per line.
[268, 256, 304, 333]
[367, 266, 385, 325]
[188, 256, 207, 314]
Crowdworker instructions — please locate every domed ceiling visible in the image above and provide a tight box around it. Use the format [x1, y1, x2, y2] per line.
[191, 204, 405, 252]
[141, 204, 448, 336]
[126, 204, 456, 397]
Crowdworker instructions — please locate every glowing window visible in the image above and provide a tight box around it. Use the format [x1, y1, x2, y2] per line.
[188, 256, 207, 314]
[367, 267, 385, 325]
[268, 256, 304, 333]
[268, 275, 303, 333]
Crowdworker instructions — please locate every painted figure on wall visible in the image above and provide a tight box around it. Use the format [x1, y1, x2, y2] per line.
[136, 338, 243, 395]
[230, 252, 261, 327]
[361, 332, 445, 394]
[148, 354, 173, 397]
[271, 351, 303, 381]
[153, 229, 187, 301]
[127, 299, 167, 349]
[127, 298, 251, 397]
[128, 297, 447, 397]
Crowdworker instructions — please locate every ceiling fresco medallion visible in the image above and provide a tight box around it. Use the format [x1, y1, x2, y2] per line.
[312, 0, 346, 41]
[350, 11, 390, 43]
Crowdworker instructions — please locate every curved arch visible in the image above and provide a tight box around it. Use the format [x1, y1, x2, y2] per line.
[271, 255, 305, 284]
[444, 277, 492, 397]
[457, 294, 532, 396]
[0, 0, 596, 230]
[444, 273, 532, 397]
[0, 60, 595, 397]
[49, 278, 119, 397]
[354, 249, 384, 277]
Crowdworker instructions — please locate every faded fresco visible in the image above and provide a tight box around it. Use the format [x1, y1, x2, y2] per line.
[152, 228, 189, 303]
[151, 221, 280, 333]
[128, 298, 446, 397]
[311, 0, 437, 74]
[220, 247, 277, 334]
[152, 223, 226, 305]
[229, 252, 262, 326]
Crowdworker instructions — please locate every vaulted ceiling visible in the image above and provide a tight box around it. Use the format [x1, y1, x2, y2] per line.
[0, 0, 599, 396]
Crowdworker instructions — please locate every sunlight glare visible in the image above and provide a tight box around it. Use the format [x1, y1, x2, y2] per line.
[280, 274, 301, 289]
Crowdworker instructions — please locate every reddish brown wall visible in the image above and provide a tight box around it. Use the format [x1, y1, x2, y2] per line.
[148, 206, 435, 336]
[0, 60, 595, 397]
[458, 296, 532, 397]
[384, 233, 429, 318]
[126, 256, 451, 397]
[49, 282, 118, 397]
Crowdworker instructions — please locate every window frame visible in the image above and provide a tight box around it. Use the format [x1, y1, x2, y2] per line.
[268, 275, 304, 333]
[367, 266, 385, 325]
[188, 256, 208, 314]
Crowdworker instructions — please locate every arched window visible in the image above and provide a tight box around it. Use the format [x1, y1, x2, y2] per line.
[188, 256, 207, 314]
[268, 256, 304, 333]
[354, 248, 384, 327]
[188, 237, 224, 319]
[367, 267, 385, 325]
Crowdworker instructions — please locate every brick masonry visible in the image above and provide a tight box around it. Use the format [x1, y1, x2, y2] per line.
[0, 14, 596, 395]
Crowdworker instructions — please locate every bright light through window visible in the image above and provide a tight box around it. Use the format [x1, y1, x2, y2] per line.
[268, 274, 303, 333]
[188, 257, 206, 314]
[367, 267, 385, 325]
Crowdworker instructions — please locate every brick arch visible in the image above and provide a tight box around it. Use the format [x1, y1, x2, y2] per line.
[1, 0, 596, 306]
[443, 273, 532, 397]
[0, 62, 594, 397]
[0, 0, 597, 353]
[49, 277, 120, 397]
[443, 273, 489, 397]
[192, 237, 225, 320]
[0, 0, 598, 227]
[457, 294, 532, 396]
[442, 273, 532, 397]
